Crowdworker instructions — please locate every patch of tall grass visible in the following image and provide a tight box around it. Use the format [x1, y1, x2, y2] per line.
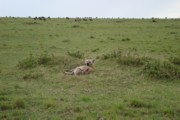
[101, 49, 180, 80]
[169, 56, 180, 66]
[67, 51, 84, 59]
[101, 49, 150, 66]
[17, 51, 79, 69]
[143, 60, 180, 79]
[17, 51, 52, 69]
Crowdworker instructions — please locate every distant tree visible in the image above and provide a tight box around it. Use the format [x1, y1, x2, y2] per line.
[89, 17, 93, 21]
[75, 18, 81, 22]
[38, 16, 46, 21]
[151, 17, 157, 22]
[34, 17, 38, 20]
[83, 18, 88, 21]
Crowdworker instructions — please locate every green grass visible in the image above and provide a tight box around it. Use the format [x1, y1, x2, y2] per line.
[0, 17, 180, 119]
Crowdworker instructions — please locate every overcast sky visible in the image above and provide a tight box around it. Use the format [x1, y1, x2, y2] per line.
[0, 0, 179, 18]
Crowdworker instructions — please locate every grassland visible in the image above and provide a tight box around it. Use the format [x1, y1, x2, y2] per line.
[0, 17, 180, 120]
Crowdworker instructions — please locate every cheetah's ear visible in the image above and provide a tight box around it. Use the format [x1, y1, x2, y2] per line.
[93, 59, 95, 63]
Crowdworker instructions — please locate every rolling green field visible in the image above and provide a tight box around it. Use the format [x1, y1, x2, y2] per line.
[0, 17, 180, 120]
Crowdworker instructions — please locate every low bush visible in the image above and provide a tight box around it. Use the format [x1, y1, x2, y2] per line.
[143, 60, 180, 79]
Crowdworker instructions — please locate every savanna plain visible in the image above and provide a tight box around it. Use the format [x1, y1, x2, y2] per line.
[0, 17, 180, 120]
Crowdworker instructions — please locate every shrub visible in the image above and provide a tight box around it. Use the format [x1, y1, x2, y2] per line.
[143, 60, 180, 79]
[152, 20, 157, 22]
[83, 18, 88, 21]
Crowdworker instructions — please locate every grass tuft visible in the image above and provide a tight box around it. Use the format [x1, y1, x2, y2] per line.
[89, 35, 95, 39]
[14, 99, 25, 109]
[17, 53, 38, 69]
[43, 99, 56, 109]
[0, 102, 12, 111]
[0, 96, 7, 101]
[101, 49, 122, 60]
[62, 39, 71, 43]
[67, 51, 84, 59]
[121, 38, 131, 41]
[169, 56, 180, 66]
[81, 97, 91, 102]
[36, 51, 52, 65]
[129, 100, 153, 108]
[91, 48, 100, 52]
[23, 72, 43, 80]
[72, 25, 80, 28]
